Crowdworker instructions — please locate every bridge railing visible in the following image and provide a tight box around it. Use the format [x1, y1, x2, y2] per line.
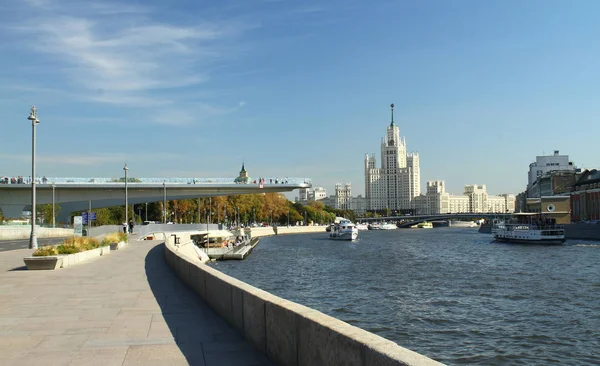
[1, 177, 311, 185]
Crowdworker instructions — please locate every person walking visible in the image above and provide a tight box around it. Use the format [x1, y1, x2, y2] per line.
[122, 222, 127, 234]
[128, 219, 134, 234]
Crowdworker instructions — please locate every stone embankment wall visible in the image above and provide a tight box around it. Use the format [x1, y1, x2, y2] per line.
[164, 237, 443, 366]
[564, 224, 600, 240]
[0, 226, 74, 240]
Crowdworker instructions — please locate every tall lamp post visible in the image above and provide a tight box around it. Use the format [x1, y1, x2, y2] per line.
[123, 163, 129, 229]
[28, 106, 40, 249]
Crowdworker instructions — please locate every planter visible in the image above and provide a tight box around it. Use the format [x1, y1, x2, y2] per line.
[24, 246, 110, 270]
[23, 256, 63, 270]
[109, 241, 127, 251]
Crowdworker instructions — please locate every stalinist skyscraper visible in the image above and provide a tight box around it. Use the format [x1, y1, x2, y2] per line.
[364, 104, 420, 212]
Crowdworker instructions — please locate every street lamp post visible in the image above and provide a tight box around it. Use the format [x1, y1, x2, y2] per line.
[163, 181, 166, 223]
[287, 210, 290, 227]
[51, 183, 55, 228]
[123, 163, 129, 230]
[145, 203, 148, 221]
[28, 106, 40, 249]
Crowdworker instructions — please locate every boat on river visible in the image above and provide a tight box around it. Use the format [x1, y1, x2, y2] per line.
[492, 213, 565, 245]
[380, 222, 397, 230]
[329, 219, 359, 240]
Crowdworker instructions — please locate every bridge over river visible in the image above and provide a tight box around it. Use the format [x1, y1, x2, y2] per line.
[357, 213, 512, 228]
[0, 176, 311, 222]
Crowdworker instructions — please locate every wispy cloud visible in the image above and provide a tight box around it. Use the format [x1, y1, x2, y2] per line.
[7, 0, 252, 116]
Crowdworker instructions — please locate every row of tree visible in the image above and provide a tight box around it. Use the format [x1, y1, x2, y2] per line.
[68, 193, 357, 226]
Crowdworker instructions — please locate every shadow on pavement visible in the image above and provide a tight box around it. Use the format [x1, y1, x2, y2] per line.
[144, 244, 265, 366]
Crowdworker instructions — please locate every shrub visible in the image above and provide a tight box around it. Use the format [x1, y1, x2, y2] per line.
[32, 246, 58, 256]
[102, 233, 122, 246]
[118, 232, 128, 242]
[56, 245, 81, 254]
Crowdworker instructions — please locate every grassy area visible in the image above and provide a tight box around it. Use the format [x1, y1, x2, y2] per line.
[32, 236, 107, 256]
[101, 232, 128, 247]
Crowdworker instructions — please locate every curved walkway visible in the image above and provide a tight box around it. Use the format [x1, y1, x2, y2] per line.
[0, 238, 274, 366]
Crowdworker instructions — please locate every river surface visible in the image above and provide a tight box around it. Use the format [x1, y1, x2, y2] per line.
[210, 228, 600, 365]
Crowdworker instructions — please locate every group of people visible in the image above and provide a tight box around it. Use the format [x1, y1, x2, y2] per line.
[1, 176, 49, 184]
[122, 219, 134, 234]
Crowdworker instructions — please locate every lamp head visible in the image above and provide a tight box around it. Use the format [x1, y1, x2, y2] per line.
[123, 163, 129, 172]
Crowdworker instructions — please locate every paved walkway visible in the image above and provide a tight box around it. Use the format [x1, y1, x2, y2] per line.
[0, 238, 274, 366]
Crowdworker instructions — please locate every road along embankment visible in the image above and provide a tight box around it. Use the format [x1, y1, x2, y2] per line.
[164, 236, 443, 366]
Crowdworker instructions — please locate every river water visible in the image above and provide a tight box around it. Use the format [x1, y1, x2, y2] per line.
[210, 228, 600, 365]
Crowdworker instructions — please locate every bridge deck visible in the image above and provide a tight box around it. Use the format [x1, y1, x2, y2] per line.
[0, 238, 273, 365]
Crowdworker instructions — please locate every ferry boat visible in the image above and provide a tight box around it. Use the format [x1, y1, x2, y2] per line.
[492, 213, 565, 245]
[329, 219, 359, 240]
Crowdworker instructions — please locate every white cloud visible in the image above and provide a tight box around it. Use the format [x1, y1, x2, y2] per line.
[10, 0, 250, 112]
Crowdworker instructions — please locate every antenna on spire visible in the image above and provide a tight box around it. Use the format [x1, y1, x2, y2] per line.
[390, 103, 395, 127]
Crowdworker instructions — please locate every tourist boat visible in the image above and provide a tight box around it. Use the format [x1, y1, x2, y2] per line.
[329, 219, 359, 240]
[380, 222, 397, 230]
[492, 213, 565, 245]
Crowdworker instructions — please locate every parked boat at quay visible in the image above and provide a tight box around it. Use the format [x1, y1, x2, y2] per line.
[380, 222, 397, 230]
[449, 220, 478, 228]
[355, 223, 369, 231]
[368, 223, 381, 230]
[329, 219, 359, 240]
[492, 213, 566, 245]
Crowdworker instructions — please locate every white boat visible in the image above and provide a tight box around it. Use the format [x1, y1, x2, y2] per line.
[329, 219, 359, 240]
[368, 223, 381, 230]
[355, 223, 369, 231]
[380, 222, 397, 230]
[492, 213, 565, 245]
[449, 220, 478, 228]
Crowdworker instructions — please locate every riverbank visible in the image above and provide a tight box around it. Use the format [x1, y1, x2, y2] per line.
[164, 234, 443, 365]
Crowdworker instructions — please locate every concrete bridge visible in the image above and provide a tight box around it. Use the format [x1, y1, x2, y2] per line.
[0, 177, 311, 222]
[358, 213, 512, 228]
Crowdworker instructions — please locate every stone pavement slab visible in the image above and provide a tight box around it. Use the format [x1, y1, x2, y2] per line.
[0, 237, 276, 366]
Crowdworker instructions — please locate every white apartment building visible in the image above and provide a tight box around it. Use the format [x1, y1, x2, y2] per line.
[335, 183, 352, 210]
[417, 180, 515, 214]
[365, 104, 420, 212]
[527, 150, 576, 197]
[296, 187, 327, 203]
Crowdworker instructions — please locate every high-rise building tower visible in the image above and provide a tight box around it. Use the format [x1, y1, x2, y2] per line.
[364, 104, 421, 212]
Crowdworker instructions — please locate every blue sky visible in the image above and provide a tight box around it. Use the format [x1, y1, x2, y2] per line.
[1, 0, 600, 198]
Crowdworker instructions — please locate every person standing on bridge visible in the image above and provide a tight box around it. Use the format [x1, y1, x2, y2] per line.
[128, 219, 134, 234]
[122, 222, 127, 234]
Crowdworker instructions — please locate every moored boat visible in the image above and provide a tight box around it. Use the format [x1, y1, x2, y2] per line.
[492, 213, 565, 245]
[380, 222, 397, 230]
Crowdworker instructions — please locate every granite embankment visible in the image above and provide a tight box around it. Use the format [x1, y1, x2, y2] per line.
[165, 234, 443, 366]
[0, 226, 74, 240]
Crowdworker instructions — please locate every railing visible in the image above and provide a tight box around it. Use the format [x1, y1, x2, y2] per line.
[1, 177, 311, 185]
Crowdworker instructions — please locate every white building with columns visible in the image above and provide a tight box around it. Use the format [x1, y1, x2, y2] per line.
[365, 104, 421, 212]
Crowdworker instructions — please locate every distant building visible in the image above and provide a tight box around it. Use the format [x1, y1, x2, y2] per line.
[415, 180, 515, 214]
[296, 187, 327, 203]
[335, 183, 352, 210]
[365, 104, 420, 212]
[570, 169, 600, 222]
[234, 163, 251, 184]
[527, 150, 577, 198]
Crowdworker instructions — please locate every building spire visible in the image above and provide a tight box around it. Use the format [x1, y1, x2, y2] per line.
[241, 162, 246, 172]
[390, 103, 395, 127]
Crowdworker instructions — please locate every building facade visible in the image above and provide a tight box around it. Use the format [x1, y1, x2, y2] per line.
[415, 180, 515, 214]
[527, 150, 577, 198]
[365, 104, 420, 212]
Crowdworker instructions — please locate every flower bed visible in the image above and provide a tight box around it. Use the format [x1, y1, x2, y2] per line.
[23, 237, 111, 270]
[102, 232, 128, 250]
